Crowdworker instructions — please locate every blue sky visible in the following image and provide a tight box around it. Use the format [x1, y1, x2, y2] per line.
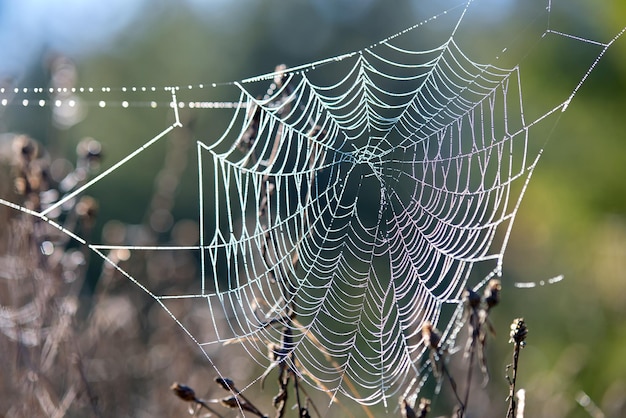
[0, 0, 517, 81]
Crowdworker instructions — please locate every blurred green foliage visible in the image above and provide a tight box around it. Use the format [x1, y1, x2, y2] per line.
[1, 0, 625, 416]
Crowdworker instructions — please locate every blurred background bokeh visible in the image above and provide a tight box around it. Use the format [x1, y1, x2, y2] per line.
[0, 0, 625, 417]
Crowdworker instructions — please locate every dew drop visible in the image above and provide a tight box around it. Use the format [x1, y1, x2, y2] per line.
[41, 241, 54, 256]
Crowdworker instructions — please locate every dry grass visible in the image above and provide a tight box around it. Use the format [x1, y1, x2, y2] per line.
[0, 133, 261, 417]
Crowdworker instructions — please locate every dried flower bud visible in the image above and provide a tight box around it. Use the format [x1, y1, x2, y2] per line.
[421, 321, 441, 351]
[484, 279, 501, 309]
[400, 398, 417, 418]
[417, 398, 431, 418]
[14, 176, 27, 195]
[509, 318, 528, 347]
[77, 137, 102, 164]
[13, 135, 38, 164]
[76, 196, 98, 223]
[170, 382, 196, 402]
[215, 376, 236, 392]
[273, 64, 288, 89]
[307, 125, 327, 139]
[268, 343, 280, 361]
[220, 396, 239, 409]
[463, 288, 481, 309]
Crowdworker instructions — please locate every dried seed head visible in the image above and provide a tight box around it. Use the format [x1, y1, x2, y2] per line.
[484, 279, 501, 309]
[268, 343, 283, 362]
[76, 137, 102, 167]
[463, 287, 481, 309]
[509, 318, 528, 347]
[220, 396, 239, 409]
[421, 321, 441, 350]
[307, 125, 327, 139]
[400, 398, 417, 418]
[273, 64, 288, 88]
[76, 196, 98, 222]
[222, 395, 267, 417]
[417, 398, 431, 418]
[26, 160, 49, 192]
[170, 382, 196, 402]
[14, 176, 27, 195]
[13, 135, 38, 164]
[215, 376, 236, 392]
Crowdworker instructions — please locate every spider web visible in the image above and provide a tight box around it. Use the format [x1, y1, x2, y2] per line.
[1, 0, 624, 408]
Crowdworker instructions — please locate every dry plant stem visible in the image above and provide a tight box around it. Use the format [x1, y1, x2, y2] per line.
[422, 322, 465, 415]
[72, 350, 102, 418]
[462, 292, 480, 414]
[253, 68, 312, 418]
[400, 397, 431, 418]
[244, 65, 367, 418]
[506, 318, 527, 418]
[291, 357, 308, 417]
[216, 378, 268, 418]
[462, 330, 477, 416]
[506, 345, 521, 418]
[1, 134, 108, 417]
[171, 382, 224, 418]
[442, 361, 465, 414]
[460, 282, 499, 416]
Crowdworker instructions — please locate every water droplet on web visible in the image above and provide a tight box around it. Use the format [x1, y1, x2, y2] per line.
[41, 241, 54, 256]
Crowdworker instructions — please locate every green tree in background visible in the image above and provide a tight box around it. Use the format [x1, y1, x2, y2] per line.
[1, 1, 625, 416]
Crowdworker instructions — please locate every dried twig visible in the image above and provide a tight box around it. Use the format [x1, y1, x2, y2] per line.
[215, 377, 268, 418]
[506, 318, 528, 418]
[422, 321, 465, 414]
[171, 382, 224, 418]
[460, 279, 501, 414]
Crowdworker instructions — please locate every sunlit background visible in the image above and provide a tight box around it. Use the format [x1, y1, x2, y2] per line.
[1, 0, 625, 417]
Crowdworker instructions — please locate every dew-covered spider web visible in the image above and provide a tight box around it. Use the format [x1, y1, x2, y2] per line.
[1, 0, 624, 408]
